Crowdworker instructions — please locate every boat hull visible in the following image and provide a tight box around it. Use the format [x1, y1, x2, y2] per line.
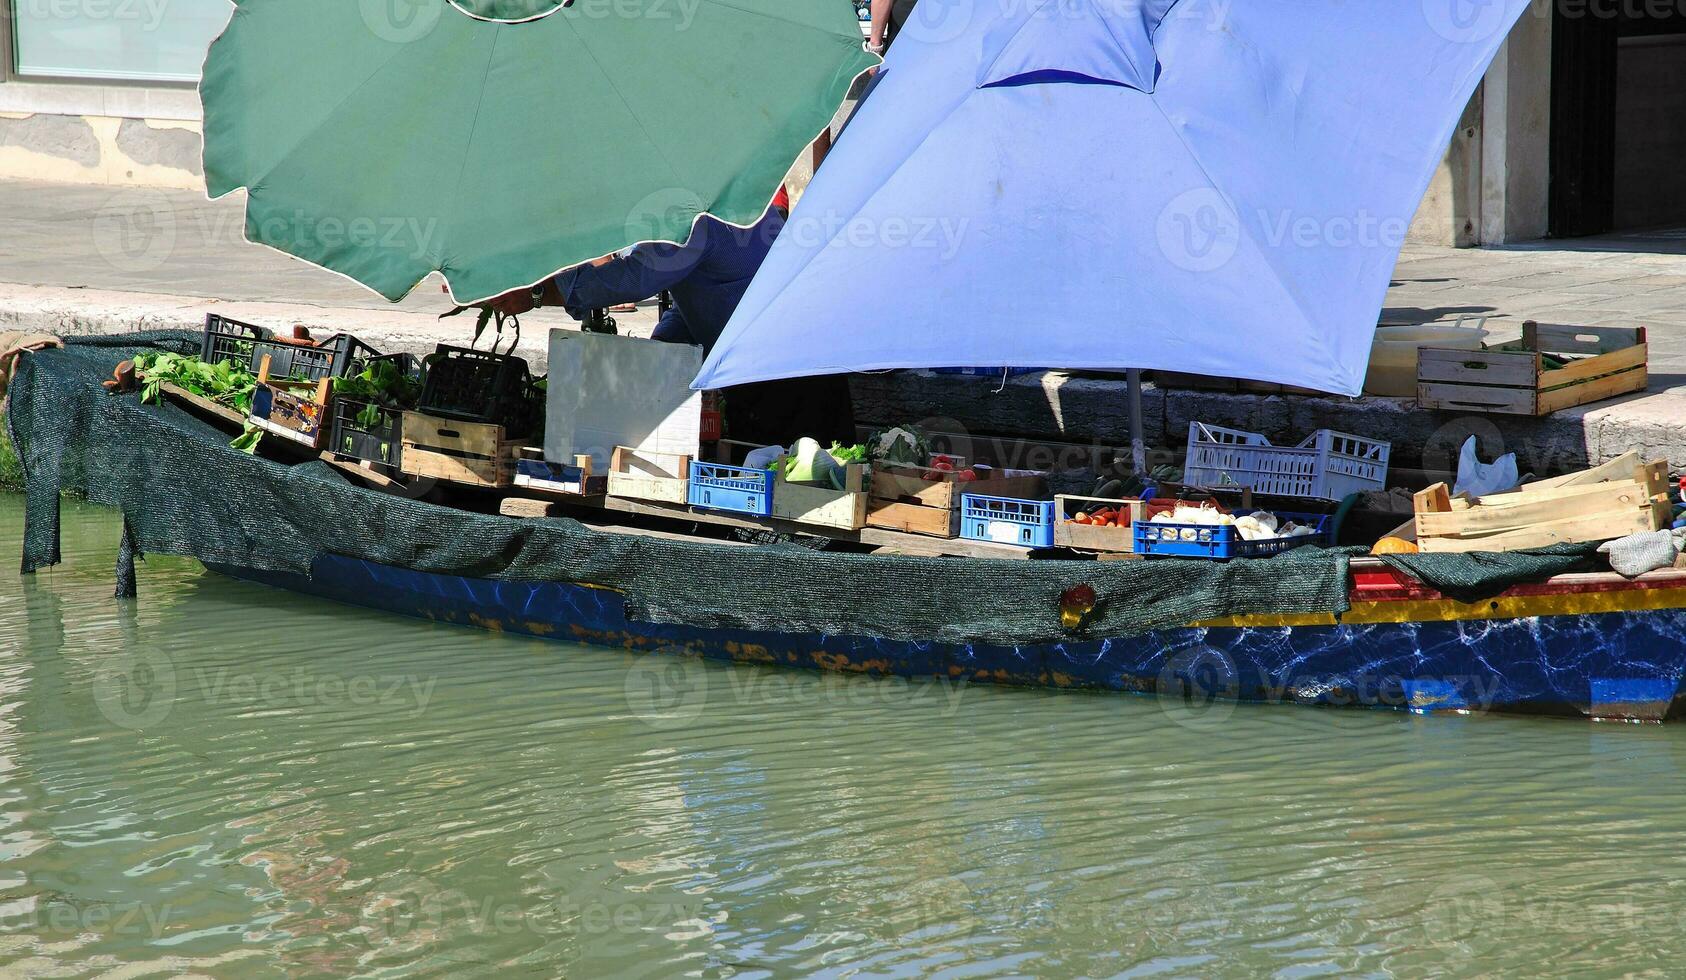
[212, 556, 1686, 722]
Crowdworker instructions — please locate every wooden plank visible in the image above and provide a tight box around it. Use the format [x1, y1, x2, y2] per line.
[156, 381, 244, 427]
[870, 467, 1047, 507]
[606, 445, 690, 505]
[1416, 381, 1538, 415]
[865, 500, 958, 538]
[1465, 479, 1648, 511]
[1414, 483, 1453, 514]
[1416, 347, 1540, 387]
[401, 445, 516, 487]
[1522, 451, 1643, 491]
[1418, 509, 1658, 553]
[401, 412, 505, 458]
[1537, 343, 1647, 389]
[1536, 363, 1648, 414]
[1418, 482, 1652, 536]
[772, 482, 869, 530]
[1526, 321, 1645, 355]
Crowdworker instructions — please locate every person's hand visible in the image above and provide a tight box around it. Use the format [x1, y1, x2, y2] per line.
[866, 39, 885, 56]
[487, 286, 537, 317]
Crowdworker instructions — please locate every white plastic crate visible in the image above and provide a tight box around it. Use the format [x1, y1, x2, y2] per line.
[1182, 422, 1390, 500]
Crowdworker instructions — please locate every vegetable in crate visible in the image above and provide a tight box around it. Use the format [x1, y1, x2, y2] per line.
[132, 351, 266, 454]
[134, 351, 258, 414]
[785, 437, 846, 490]
[871, 425, 929, 465]
[332, 358, 421, 413]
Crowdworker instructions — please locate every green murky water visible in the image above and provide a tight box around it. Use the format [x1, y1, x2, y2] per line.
[4, 497, 1686, 977]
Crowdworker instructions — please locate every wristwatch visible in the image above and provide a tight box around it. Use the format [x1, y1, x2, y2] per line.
[530, 282, 547, 306]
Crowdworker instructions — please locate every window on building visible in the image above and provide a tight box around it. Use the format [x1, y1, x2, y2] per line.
[9, 0, 232, 83]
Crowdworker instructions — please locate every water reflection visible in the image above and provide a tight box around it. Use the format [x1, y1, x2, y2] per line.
[1, 498, 1685, 976]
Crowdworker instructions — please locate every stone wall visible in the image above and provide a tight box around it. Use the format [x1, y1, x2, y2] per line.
[0, 112, 203, 190]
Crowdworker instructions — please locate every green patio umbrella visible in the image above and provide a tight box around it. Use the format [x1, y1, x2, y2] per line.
[201, 0, 876, 303]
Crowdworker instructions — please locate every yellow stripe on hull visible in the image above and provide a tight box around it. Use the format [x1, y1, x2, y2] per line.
[1201, 585, 1686, 629]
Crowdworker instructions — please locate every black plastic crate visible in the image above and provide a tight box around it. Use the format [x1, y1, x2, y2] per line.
[329, 398, 404, 469]
[200, 313, 381, 382]
[417, 345, 540, 437]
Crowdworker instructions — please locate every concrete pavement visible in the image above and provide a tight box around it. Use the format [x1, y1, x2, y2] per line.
[5, 177, 1686, 474]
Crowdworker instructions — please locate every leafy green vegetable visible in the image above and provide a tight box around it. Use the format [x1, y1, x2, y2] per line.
[133, 351, 259, 415]
[131, 351, 266, 453]
[332, 357, 421, 409]
[230, 422, 264, 455]
[829, 442, 867, 465]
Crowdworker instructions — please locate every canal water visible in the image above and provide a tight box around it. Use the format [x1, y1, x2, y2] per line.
[3, 497, 1686, 977]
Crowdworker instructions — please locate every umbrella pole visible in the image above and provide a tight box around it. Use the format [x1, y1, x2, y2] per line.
[1127, 368, 1147, 477]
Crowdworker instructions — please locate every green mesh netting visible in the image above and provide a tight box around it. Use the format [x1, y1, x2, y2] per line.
[7, 335, 1368, 644]
[1378, 543, 1603, 604]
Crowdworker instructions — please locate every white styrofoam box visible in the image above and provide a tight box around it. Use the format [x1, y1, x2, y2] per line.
[545, 330, 703, 470]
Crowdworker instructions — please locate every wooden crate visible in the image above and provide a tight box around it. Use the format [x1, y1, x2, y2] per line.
[247, 355, 333, 449]
[866, 463, 1048, 539]
[1414, 458, 1670, 553]
[1053, 495, 1147, 553]
[773, 463, 870, 531]
[607, 446, 690, 505]
[514, 448, 607, 496]
[400, 411, 521, 488]
[1417, 322, 1647, 416]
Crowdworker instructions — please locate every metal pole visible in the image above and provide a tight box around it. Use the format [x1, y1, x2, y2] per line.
[1127, 368, 1147, 476]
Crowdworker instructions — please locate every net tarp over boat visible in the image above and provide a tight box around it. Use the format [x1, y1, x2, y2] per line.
[7, 335, 1361, 645]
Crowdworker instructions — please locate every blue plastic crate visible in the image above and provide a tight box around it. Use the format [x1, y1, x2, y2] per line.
[1132, 512, 1331, 561]
[688, 461, 775, 517]
[960, 494, 1056, 548]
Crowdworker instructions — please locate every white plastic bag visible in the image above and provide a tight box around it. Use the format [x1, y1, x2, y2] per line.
[1453, 436, 1518, 497]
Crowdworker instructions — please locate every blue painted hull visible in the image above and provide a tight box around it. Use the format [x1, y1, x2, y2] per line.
[212, 556, 1686, 721]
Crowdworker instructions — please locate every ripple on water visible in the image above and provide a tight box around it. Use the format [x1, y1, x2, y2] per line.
[2, 498, 1686, 976]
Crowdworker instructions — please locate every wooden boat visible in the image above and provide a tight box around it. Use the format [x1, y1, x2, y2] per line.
[24, 348, 1686, 727]
[211, 550, 1686, 724]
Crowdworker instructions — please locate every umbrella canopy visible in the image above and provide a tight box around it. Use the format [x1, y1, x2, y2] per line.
[201, 0, 875, 303]
[694, 0, 1531, 395]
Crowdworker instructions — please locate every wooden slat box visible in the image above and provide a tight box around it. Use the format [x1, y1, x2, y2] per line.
[1413, 458, 1670, 553]
[607, 446, 690, 505]
[400, 411, 521, 488]
[247, 355, 334, 449]
[1053, 495, 1147, 553]
[1417, 322, 1647, 416]
[867, 463, 1048, 538]
[773, 463, 870, 531]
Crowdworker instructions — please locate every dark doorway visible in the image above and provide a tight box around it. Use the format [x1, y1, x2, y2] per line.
[1550, 4, 1686, 239]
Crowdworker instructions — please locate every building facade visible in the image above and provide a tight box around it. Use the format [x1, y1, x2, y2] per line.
[2, 0, 1684, 244]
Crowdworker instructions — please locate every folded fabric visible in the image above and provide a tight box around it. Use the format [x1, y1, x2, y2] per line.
[0, 332, 64, 406]
[1598, 529, 1683, 579]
